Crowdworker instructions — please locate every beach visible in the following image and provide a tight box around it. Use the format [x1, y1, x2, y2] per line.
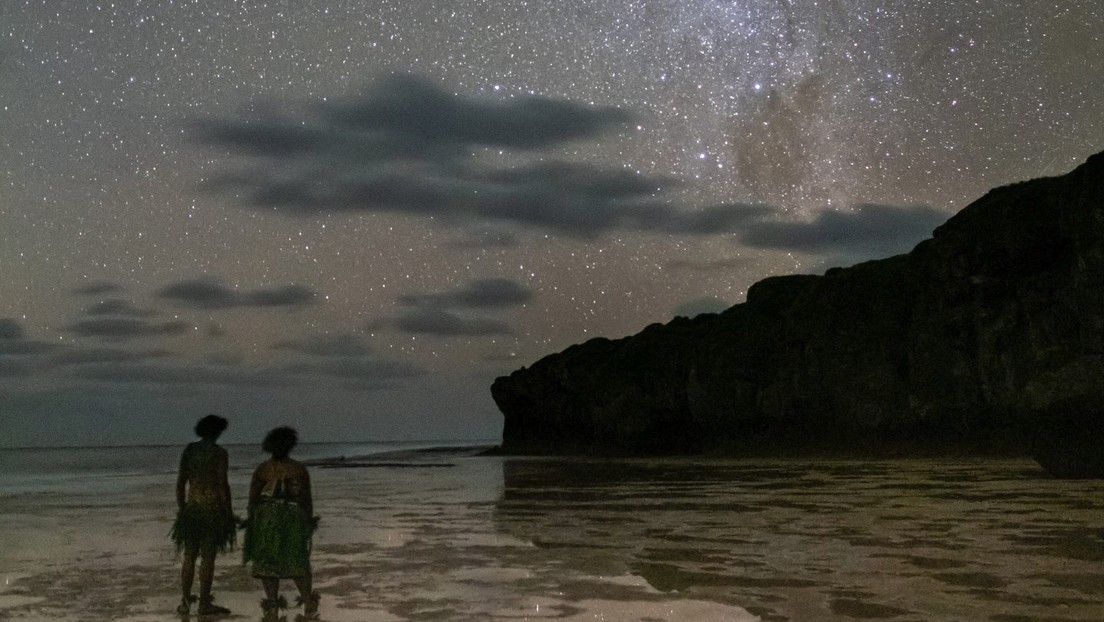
[1, 445, 1103, 621]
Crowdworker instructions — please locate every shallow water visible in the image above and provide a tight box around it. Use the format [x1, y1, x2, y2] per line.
[494, 458, 1104, 621]
[1, 447, 1102, 621]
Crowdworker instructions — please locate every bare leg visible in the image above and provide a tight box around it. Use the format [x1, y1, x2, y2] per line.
[294, 574, 318, 616]
[262, 578, 280, 602]
[181, 544, 198, 598]
[197, 543, 217, 602]
[197, 544, 230, 614]
[260, 578, 283, 619]
[292, 575, 312, 602]
[178, 543, 199, 613]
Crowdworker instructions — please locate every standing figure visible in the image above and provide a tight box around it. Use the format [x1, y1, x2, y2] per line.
[171, 414, 236, 616]
[243, 426, 320, 619]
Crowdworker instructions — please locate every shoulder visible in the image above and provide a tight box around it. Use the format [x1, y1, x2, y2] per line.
[180, 442, 199, 460]
[286, 459, 310, 477]
[252, 458, 277, 476]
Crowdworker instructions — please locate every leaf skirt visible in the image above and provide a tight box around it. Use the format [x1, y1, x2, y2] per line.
[170, 503, 236, 554]
[243, 501, 312, 578]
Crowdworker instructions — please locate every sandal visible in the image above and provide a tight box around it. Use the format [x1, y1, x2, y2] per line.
[296, 591, 321, 617]
[260, 595, 288, 613]
[176, 594, 196, 615]
[197, 594, 231, 616]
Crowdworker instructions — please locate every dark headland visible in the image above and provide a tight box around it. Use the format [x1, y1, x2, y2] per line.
[492, 151, 1104, 476]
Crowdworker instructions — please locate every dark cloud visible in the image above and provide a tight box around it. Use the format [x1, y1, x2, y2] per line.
[0, 340, 59, 355]
[205, 157, 682, 236]
[189, 72, 630, 162]
[247, 284, 316, 307]
[66, 317, 190, 339]
[0, 319, 61, 355]
[660, 203, 774, 235]
[737, 203, 948, 257]
[159, 279, 238, 308]
[192, 74, 761, 238]
[392, 278, 525, 337]
[673, 297, 732, 318]
[321, 73, 633, 150]
[44, 347, 174, 368]
[395, 309, 511, 336]
[399, 278, 533, 309]
[0, 318, 25, 340]
[82, 299, 158, 318]
[271, 332, 423, 389]
[159, 278, 315, 309]
[1, 321, 414, 391]
[204, 352, 244, 366]
[70, 361, 286, 387]
[190, 73, 631, 162]
[281, 357, 423, 388]
[190, 118, 334, 159]
[46, 349, 172, 366]
[0, 359, 30, 377]
[1, 337, 172, 377]
[272, 334, 373, 357]
[72, 281, 122, 296]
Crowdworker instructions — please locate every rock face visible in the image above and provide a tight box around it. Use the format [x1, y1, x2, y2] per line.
[492, 152, 1104, 465]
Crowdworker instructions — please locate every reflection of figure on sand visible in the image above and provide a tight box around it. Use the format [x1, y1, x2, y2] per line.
[171, 414, 236, 616]
[243, 426, 320, 620]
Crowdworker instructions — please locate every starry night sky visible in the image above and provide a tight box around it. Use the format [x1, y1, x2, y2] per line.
[1, 1, 1101, 447]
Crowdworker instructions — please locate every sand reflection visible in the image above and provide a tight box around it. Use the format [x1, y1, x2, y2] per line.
[493, 458, 1104, 622]
[3, 452, 1102, 621]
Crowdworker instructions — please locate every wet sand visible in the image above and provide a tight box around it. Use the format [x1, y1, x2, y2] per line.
[0, 448, 756, 621]
[2, 450, 1103, 621]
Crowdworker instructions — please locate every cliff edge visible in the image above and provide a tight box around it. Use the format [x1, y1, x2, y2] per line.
[492, 151, 1104, 465]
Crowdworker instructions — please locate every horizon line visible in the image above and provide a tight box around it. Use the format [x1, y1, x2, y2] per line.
[0, 438, 501, 451]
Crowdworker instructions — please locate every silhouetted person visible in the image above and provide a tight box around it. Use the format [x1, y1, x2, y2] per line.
[243, 426, 320, 619]
[171, 414, 235, 616]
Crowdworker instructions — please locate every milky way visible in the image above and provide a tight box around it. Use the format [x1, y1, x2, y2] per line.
[1, 1, 1101, 445]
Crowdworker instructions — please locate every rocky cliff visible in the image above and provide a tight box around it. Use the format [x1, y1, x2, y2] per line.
[491, 151, 1104, 460]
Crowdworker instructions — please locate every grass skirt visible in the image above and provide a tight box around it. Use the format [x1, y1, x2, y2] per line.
[170, 503, 236, 553]
[243, 501, 313, 578]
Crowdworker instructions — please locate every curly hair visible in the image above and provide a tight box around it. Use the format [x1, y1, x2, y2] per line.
[194, 414, 228, 440]
[262, 426, 299, 458]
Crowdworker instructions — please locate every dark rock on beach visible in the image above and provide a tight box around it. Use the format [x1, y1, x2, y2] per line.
[492, 151, 1104, 473]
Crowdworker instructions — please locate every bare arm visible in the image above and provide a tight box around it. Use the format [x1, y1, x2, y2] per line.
[175, 447, 189, 509]
[300, 465, 313, 517]
[247, 464, 266, 516]
[217, 447, 232, 514]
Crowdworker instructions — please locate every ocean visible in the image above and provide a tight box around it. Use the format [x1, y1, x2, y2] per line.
[1, 445, 1102, 621]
